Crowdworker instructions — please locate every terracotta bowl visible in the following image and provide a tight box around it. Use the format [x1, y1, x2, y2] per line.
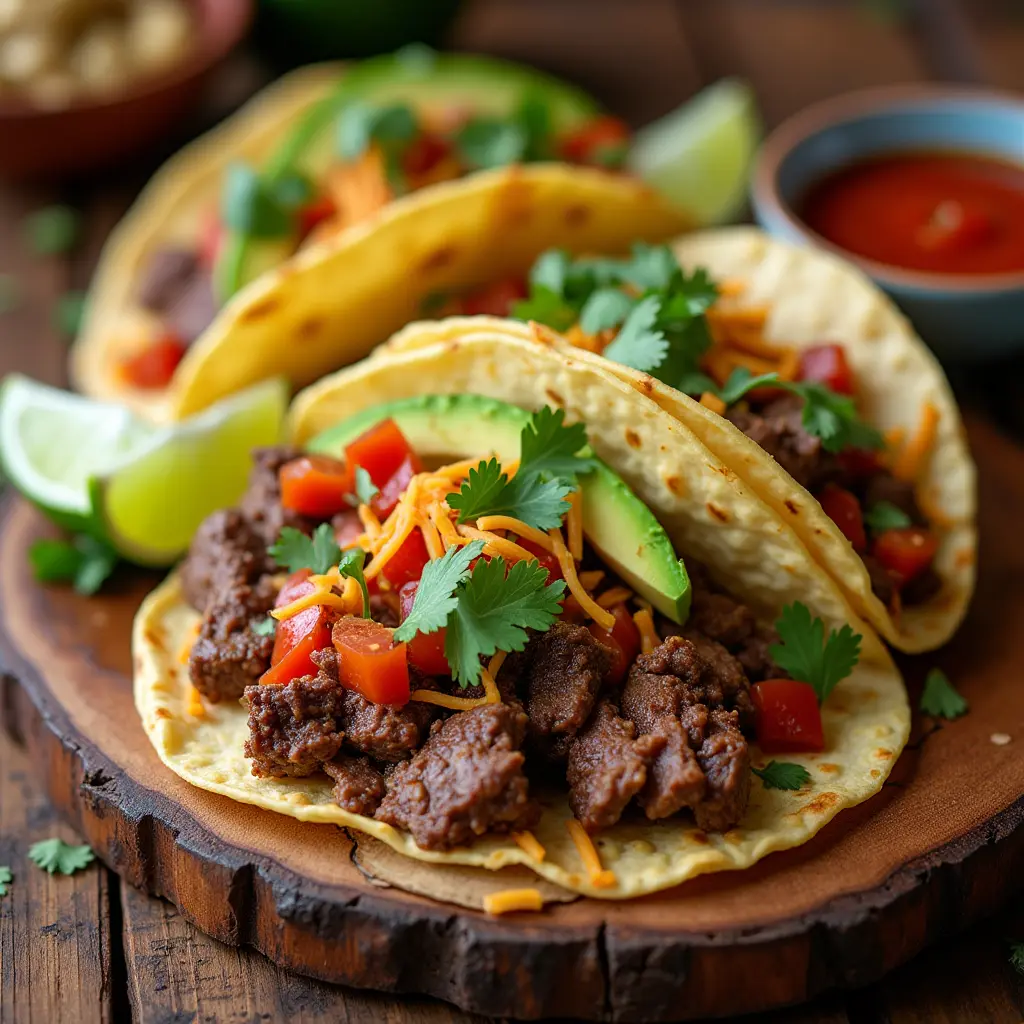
[752, 85, 1024, 362]
[0, 0, 253, 180]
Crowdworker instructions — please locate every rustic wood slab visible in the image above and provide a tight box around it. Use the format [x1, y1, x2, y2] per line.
[0, 411, 1021, 1022]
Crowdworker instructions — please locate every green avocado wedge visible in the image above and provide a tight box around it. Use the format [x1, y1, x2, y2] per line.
[308, 394, 691, 623]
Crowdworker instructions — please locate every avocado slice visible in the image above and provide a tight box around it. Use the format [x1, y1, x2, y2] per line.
[214, 50, 602, 302]
[308, 394, 691, 623]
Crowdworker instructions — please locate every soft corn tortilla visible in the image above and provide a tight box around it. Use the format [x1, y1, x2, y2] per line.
[136, 328, 908, 901]
[72, 62, 689, 423]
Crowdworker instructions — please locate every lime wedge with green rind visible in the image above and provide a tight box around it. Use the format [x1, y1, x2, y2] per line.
[0, 376, 287, 566]
[627, 78, 761, 226]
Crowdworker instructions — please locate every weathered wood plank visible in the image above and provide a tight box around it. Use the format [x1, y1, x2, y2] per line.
[0, 732, 112, 1024]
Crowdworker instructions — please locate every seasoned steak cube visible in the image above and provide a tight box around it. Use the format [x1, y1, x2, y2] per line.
[323, 756, 386, 817]
[179, 508, 267, 613]
[567, 701, 663, 832]
[693, 709, 750, 833]
[188, 580, 275, 702]
[240, 446, 319, 546]
[243, 673, 345, 778]
[375, 704, 538, 851]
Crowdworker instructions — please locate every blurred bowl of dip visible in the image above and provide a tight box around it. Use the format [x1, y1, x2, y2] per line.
[752, 86, 1024, 361]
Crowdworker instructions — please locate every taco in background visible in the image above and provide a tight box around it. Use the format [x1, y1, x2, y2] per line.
[73, 48, 689, 422]
[136, 325, 907, 905]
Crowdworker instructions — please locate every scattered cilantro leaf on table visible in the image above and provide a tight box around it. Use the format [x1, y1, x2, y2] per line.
[270, 523, 341, 575]
[770, 602, 862, 705]
[919, 668, 968, 720]
[251, 617, 276, 637]
[394, 541, 485, 642]
[752, 761, 812, 791]
[54, 290, 87, 338]
[0, 866, 11, 896]
[25, 205, 79, 255]
[28, 838, 94, 876]
[29, 535, 118, 596]
[1009, 942, 1024, 975]
[338, 547, 371, 618]
[346, 466, 379, 507]
[864, 501, 912, 533]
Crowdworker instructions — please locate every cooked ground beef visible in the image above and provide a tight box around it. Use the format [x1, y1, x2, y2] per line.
[733, 623, 787, 683]
[902, 565, 944, 606]
[240, 446, 319, 547]
[179, 508, 267, 613]
[693, 709, 750, 833]
[515, 622, 612, 760]
[863, 554, 898, 608]
[375, 704, 538, 851]
[323, 755, 386, 816]
[243, 672, 345, 778]
[137, 247, 217, 344]
[567, 701, 663, 832]
[863, 473, 924, 524]
[639, 715, 707, 819]
[189, 580, 275, 702]
[312, 648, 436, 761]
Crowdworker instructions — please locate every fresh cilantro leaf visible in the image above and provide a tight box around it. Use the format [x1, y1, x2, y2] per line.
[602, 296, 668, 372]
[28, 838, 95, 876]
[864, 501, 912, 533]
[1009, 942, 1024, 976]
[715, 367, 782, 406]
[0, 866, 11, 896]
[269, 524, 342, 576]
[346, 466, 379, 507]
[919, 668, 968, 719]
[516, 91, 553, 161]
[29, 535, 117, 596]
[251, 616, 276, 637]
[338, 547, 371, 618]
[769, 602, 862, 705]
[0, 273, 21, 314]
[657, 265, 718, 316]
[271, 171, 314, 209]
[578, 287, 634, 334]
[752, 761, 812, 791]
[456, 117, 526, 170]
[517, 406, 595, 484]
[529, 249, 570, 295]
[617, 243, 681, 291]
[25, 204, 79, 255]
[777, 381, 885, 453]
[510, 285, 578, 331]
[222, 163, 294, 238]
[445, 556, 565, 686]
[447, 458, 511, 521]
[55, 290, 87, 337]
[393, 540, 485, 643]
[337, 101, 419, 160]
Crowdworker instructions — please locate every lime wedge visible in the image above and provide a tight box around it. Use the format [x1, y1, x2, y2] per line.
[628, 78, 761, 226]
[0, 376, 287, 566]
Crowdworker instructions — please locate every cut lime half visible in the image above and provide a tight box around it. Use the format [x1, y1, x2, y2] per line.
[0, 376, 287, 566]
[628, 78, 761, 226]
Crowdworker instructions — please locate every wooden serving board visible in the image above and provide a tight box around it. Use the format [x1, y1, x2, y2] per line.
[1, 414, 1022, 1023]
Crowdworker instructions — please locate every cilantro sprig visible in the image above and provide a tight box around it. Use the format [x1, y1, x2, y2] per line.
[338, 547, 370, 618]
[221, 163, 314, 239]
[29, 535, 117, 596]
[456, 91, 554, 170]
[769, 602, 862, 705]
[752, 761, 812, 791]
[919, 668, 968, 720]
[28, 838, 94, 876]
[270, 523, 342, 576]
[395, 541, 484, 642]
[251, 617, 276, 637]
[346, 466, 379, 508]
[864, 501, 912, 533]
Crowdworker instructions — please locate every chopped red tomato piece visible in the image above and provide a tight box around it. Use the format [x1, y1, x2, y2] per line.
[198, 209, 224, 269]
[516, 538, 563, 583]
[837, 447, 882, 480]
[345, 419, 422, 494]
[798, 344, 856, 396]
[399, 581, 450, 676]
[558, 116, 630, 167]
[279, 454, 353, 518]
[379, 528, 431, 590]
[872, 527, 938, 586]
[459, 276, 528, 317]
[818, 484, 867, 552]
[332, 509, 364, 549]
[297, 195, 335, 240]
[752, 679, 824, 753]
[120, 335, 187, 389]
[402, 132, 452, 178]
[589, 603, 641, 686]
[262, 569, 332, 685]
[371, 455, 420, 520]
[332, 616, 410, 704]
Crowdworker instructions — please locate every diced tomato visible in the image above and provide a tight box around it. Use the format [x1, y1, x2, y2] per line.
[516, 538, 563, 582]
[198, 208, 224, 269]
[872, 527, 938, 586]
[399, 581, 450, 676]
[560, 594, 586, 623]
[459, 276, 528, 317]
[262, 569, 332, 685]
[371, 455, 420, 520]
[379, 528, 431, 590]
[332, 509, 364, 548]
[558, 116, 630, 167]
[752, 679, 824, 753]
[402, 132, 452, 178]
[837, 446, 882, 480]
[120, 335, 187, 389]
[332, 616, 410, 704]
[589, 603, 641, 686]
[345, 419, 422, 494]
[798, 344, 856, 396]
[297, 195, 335, 240]
[818, 484, 867, 553]
[279, 454, 353, 518]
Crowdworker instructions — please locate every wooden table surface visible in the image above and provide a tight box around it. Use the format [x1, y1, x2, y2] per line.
[1, 1, 1023, 1021]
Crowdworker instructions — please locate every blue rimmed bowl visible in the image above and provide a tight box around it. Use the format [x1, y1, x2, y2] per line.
[751, 85, 1024, 362]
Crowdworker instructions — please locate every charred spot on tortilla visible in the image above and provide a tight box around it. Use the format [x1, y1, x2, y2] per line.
[545, 389, 564, 406]
[785, 500, 800, 515]
[239, 296, 281, 324]
[297, 317, 324, 342]
[625, 429, 642, 449]
[564, 203, 591, 227]
[707, 503, 729, 522]
[802, 792, 839, 814]
[818, 763, 840, 774]
[665, 475, 685, 496]
[418, 245, 458, 274]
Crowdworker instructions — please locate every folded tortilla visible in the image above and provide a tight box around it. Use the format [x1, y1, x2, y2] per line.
[136, 326, 908, 902]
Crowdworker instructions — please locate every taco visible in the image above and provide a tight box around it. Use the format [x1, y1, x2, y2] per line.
[136, 326, 908, 905]
[364, 228, 976, 653]
[72, 49, 689, 422]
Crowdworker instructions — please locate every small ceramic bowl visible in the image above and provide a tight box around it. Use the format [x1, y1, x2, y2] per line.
[752, 85, 1024, 361]
[0, 0, 253, 180]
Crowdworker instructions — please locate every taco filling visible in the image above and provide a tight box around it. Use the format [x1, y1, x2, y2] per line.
[179, 400, 864, 852]
[430, 246, 943, 615]
[119, 51, 629, 392]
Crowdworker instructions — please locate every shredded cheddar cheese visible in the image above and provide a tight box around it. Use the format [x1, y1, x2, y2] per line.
[185, 684, 205, 718]
[566, 490, 583, 562]
[596, 587, 632, 609]
[417, 511, 445, 560]
[512, 831, 546, 862]
[566, 820, 616, 889]
[578, 570, 605, 590]
[700, 392, 726, 415]
[357, 503, 381, 539]
[892, 401, 939, 482]
[633, 607, 660, 654]
[364, 505, 417, 579]
[456, 524, 537, 564]
[482, 888, 544, 915]
[178, 622, 200, 665]
[549, 530, 615, 630]
[410, 688, 490, 710]
[272, 574, 361, 620]
[475, 516, 557, 553]
[430, 501, 463, 549]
